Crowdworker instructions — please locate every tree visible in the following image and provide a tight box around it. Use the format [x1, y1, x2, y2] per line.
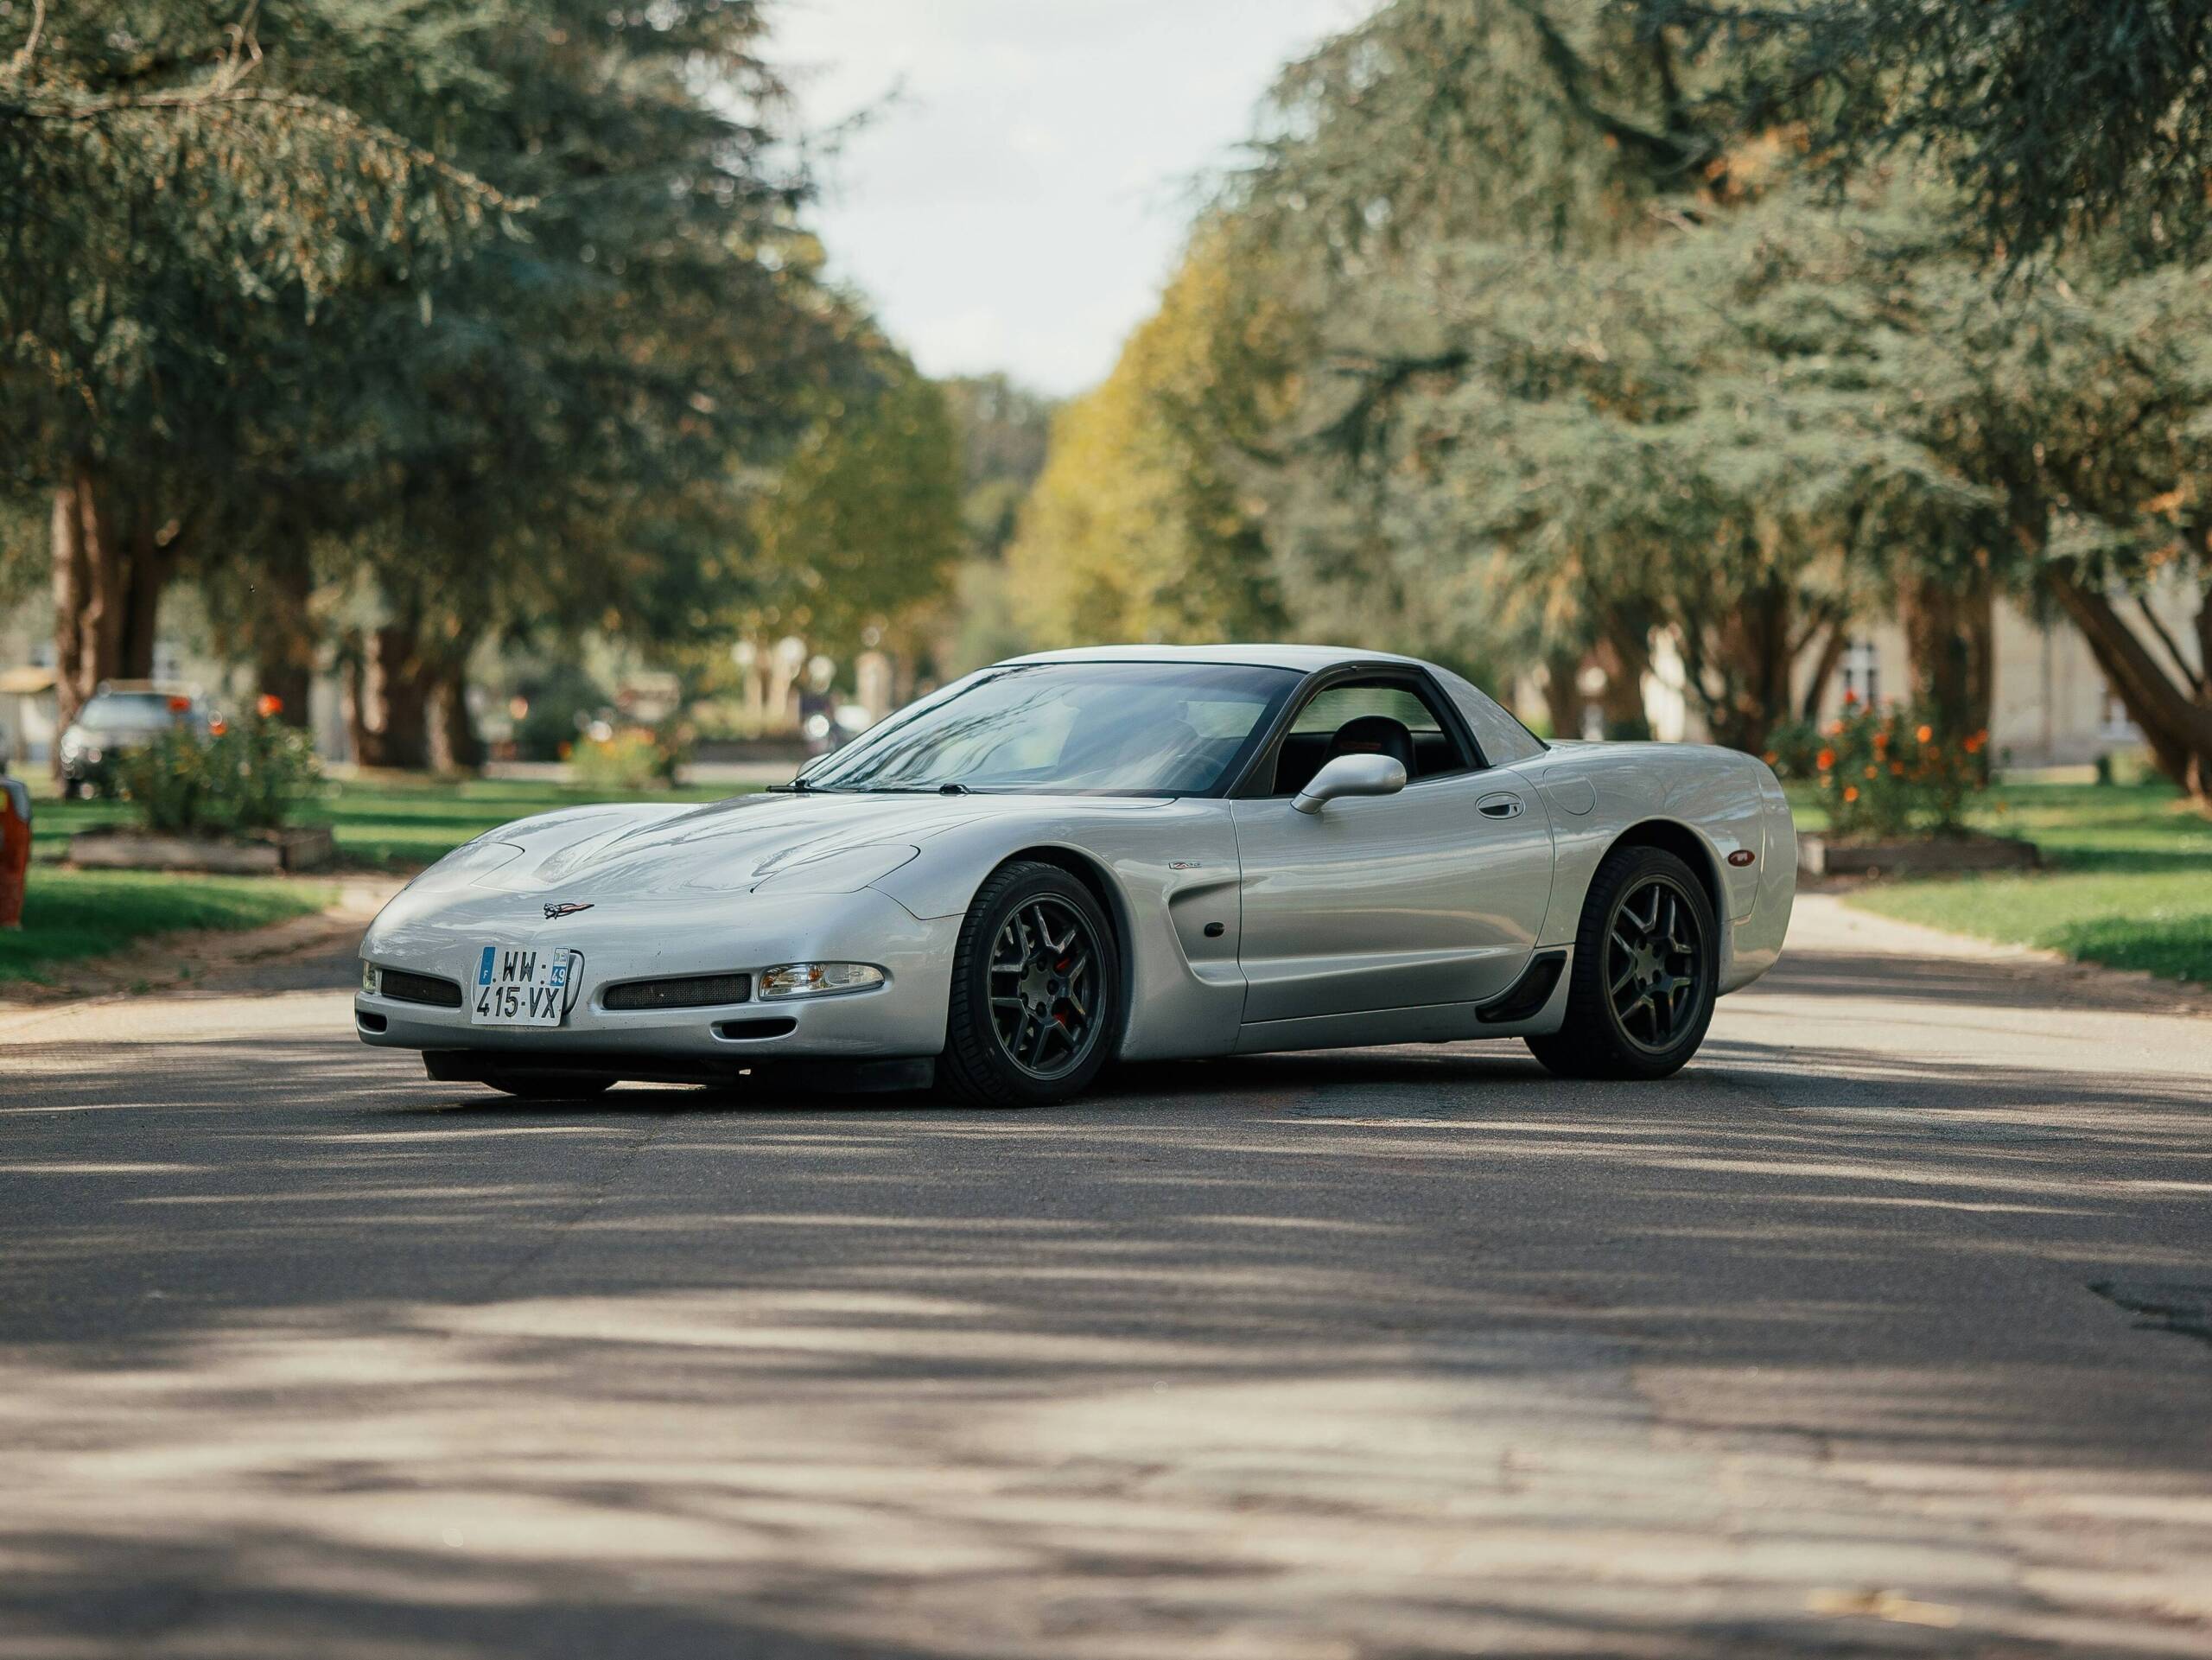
[1618, 0, 2212, 269]
[1, 0, 513, 758]
[1893, 261, 2212, 801]
[1006, 238, 1289, 649]
[929, 375, 1056, 675]
[741, 348, 965, 674]
[258, 0, 856, 768]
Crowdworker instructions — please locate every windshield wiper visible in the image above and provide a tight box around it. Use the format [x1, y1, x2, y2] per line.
[834, 782, 976, 795]
[766, 777, 816, 794]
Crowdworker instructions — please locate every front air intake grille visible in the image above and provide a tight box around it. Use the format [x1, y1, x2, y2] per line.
[382, 968, 465, 1009]
[714, 1016, 798, 1041]
[602, 972, 752, 1012]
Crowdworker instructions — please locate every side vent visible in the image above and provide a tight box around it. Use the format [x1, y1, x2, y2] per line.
[1477, 950, 1567, 1024]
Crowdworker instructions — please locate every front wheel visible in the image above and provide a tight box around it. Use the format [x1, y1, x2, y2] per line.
[1527, 846, 1718, 1081]
[939, 862, 1122, 1108]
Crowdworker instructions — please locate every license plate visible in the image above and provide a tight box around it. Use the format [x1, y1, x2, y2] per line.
[471, 944, 574, 1027]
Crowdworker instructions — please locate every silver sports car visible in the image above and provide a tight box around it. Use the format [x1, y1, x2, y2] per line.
[356, 646, 1795, 1104]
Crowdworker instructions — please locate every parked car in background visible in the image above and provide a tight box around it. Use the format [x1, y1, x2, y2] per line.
[56, 684, 220, 799]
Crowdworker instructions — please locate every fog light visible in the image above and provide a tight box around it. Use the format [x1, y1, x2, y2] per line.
[360, 960, 381, 995]
[756, 962, 885, 1000]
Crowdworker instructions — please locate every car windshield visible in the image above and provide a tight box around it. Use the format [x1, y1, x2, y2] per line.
[803, 662, 1301, 795]
[79, 693, 187, 734]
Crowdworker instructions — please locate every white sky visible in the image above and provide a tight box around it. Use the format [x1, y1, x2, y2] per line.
[772, 0, 1365, 397]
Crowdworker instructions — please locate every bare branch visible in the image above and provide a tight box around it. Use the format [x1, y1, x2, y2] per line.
[3, 86, 533, 213]
[3, 0, 45, 80]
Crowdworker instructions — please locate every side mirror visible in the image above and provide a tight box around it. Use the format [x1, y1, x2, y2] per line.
[1293, 752, 1408, 814]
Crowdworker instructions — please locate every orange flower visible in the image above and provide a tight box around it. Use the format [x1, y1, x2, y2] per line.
[1915, 723, 1933, 744]
[1964, 731, 1986, 754]
[1872, 729, 1889, 750]
[1863, 765, 1878, 779]
[1842, 785, 1859, 803]
[1842, 688, 1859, 707]
[257, 692, 284, 719]
[1890, 761, 1904, 776]
[1815, 747, 1836, 771]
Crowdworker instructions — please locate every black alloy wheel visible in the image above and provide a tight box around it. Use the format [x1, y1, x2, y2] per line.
[988, 894, 1104, 1081]
[941, 862, 1122, 1107]
[1605, 875, 1705, 1053]
[1527, 845, 1717, 1081]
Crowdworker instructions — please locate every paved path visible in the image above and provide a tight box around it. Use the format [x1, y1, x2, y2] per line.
[1, 898, 2208, 1657]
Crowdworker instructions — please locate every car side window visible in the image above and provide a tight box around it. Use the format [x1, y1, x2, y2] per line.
[1268, 678, 1471, 797]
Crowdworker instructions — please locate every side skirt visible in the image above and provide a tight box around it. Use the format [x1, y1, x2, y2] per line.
[1227, 948, 1573, 1055]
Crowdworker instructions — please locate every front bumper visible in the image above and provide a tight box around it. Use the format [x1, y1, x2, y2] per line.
[355, 887, 961, 1065]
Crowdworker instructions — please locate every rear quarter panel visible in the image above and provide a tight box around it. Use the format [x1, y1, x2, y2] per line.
[1517, 742, 1792, 995]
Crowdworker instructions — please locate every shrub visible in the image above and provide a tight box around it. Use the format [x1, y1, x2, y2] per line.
[1791, 698, 1987, 841]
[572, 726, 686, 792]
[512, 665, 612, 762]
[118, 715, 321, 837]
[1761, 717, 1824, 783]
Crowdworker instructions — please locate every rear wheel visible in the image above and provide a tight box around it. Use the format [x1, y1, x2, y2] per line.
[939, 862, 1121, 1108]
[1527, 846, 1717, 1081]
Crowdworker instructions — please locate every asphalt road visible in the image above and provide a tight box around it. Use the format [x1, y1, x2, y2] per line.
[2, 897, 2209, 1658]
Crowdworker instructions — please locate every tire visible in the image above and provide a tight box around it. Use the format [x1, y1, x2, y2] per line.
[1527, 845, 1718, 1081]
[938, 861, 1122, 1108]
[480, 1073, 617, 1101]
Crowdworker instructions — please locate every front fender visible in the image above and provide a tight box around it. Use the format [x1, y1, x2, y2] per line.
[869, 800, 1249, 1062]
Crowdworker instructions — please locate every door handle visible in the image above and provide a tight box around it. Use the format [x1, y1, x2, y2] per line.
[1477, 793, 1522, 819]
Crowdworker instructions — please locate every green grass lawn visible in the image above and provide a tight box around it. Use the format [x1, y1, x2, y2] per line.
[1, 869, 335, 987]
[1828, 781, 2212, 987]
[6, 773, 736, 988]
[25, 773, 735, 870]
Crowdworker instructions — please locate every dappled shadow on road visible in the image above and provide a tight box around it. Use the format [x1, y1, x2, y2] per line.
[4, 970, 2212, 1655]
[1760, 944, 2206, 1017]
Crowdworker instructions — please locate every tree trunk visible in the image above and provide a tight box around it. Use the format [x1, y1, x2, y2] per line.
[342, 626, 434, 771]
[1601, 615, 1654, 739]
[1704, 579, 1793, 756]
[1593, 621, 1652, 741]
[1541, 648, 1583, 741]
[1798, 620, 1848, 722]
[428, 660, 485, 775]
[50, 480, 92, 775]
[119, 514, 170, 682]
[50, 467, 123, 777]
[1899, 569, 1996, 738]
[50, 468, 179, 779]
[2044, 569, 2212, 806]
[252, 553, 317, 728]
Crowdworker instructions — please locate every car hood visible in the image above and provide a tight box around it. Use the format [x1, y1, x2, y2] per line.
[420, 790, 1168, 906]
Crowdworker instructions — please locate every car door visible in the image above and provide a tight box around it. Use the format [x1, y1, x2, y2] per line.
[1228, 674, 1555, 1025]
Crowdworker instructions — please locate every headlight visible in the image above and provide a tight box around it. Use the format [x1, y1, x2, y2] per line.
[756, 962, 886, 1000]
[359, 961, 382, 995]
